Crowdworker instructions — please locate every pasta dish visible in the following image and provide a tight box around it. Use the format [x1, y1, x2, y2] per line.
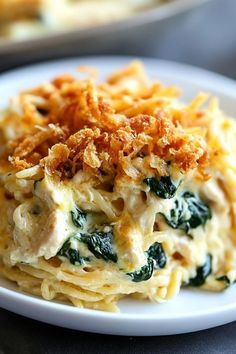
[0, 0, 169, 40]
[0, 61, 236, 312]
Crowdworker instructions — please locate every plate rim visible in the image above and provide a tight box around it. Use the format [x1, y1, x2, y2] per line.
[0, 54, 235, 88]
[0, 0, 213, 54]
[1, 284, 236, 320]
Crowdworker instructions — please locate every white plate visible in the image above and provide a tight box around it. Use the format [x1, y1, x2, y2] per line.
[0, 0, 212, 57]
[0, 56, 236, 336]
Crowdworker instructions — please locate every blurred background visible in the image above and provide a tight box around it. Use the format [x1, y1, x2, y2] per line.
[0, 0, 235, 79]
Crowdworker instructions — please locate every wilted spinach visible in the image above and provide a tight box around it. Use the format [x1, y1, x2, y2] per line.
[71, 207, 87, 228]
[161, 192, 212, 234]
[57, 237, 87, 265]
[188, 254, 212, 287]
[216, 275, 236, 289]
[58, 228, 117, 265]
[143, 176, 178, 199]
[80, 230, 118, 263]
[217, 275, 230, 285]
[128, 242, 167, 282]
[146, 242, 167, 269]
[128, 258, 154, 282]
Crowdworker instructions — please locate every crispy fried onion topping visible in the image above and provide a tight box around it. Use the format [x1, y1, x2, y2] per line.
[1, 62, 209, 180]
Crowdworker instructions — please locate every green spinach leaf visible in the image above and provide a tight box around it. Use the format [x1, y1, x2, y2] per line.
[71, 207, 87, 228]
[216, 275, 236, 289]
[188, 254, 212, 287]
[128, 258, 154, 282]
[143, 176, 178, 199]
[59, 229, 117, 265]
[80, 230, 118, 263]
[145, 242, 167, 269]
[161, 192, 212, 234]
[217, 275, 230, 285]
[128, 242, 167, 283]
[57, 237, 87, 265]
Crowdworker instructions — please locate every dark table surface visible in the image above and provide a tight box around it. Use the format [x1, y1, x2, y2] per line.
[0, 0, 236, 353]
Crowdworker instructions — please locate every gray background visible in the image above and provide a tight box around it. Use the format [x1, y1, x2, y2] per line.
[0, 0, 236, 353]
